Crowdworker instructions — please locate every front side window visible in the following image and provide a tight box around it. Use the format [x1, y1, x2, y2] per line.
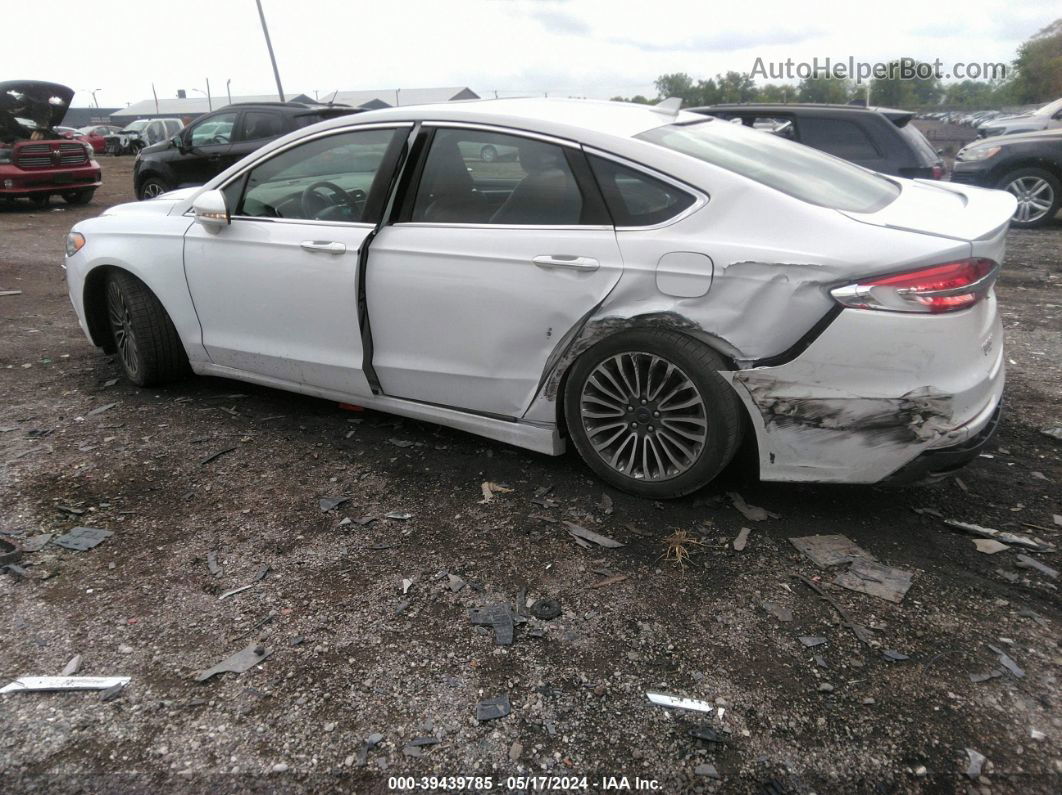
[235, 127, 399, 223]
[637, 120, 899, 213]
[588, 156, 695, 226]
[411, 128, 585, 225]
[190, 112, 237, 147]
[798, 118, 880, 160]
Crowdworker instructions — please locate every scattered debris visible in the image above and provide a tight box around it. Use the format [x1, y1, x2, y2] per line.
[944, 519, 1046, 551]
[660, 529, 703, 567]
[355, 733, 385, 766]
[882, 650, 910, 662]
[319, 496, 349, 512]
[401, 578, 414, 594]
[833, 560, 913, 604]
[645, 691, 714, 713]
[19, 534, 52, 553]
[253, 564, 270, 582]
[469, 605, 514, 645]
[590, 573, 628, 589]
[476, 694, 511, 721]
[219, 584, 255, 601]
[447, 574, 466, 593]
[969, 670, 1002, 683]
[973, 539, 1010, 554]
[85, 402, 117, 418]
[799, 636, 827, 648]
[530, 598, 562, 620]
[965, 748, 986, 780]
[790, 535, 874, 568]
[1015, 554, 1058, 579]
[728, 492, 778, 521]
[732, 527, 752, 552]
[53, 526, 112, 552]
[385, 512, 412, 521]
[0, 538, 21, 568]
[1040, 425, 1062, 442]
[194, 643, 273, 682]
[207, 551, 223, 577]
[199, 446, 237, 466]
[61, 655, 82, 676]
[1, 676, 130, 694]
[597, 493, 614, 515]
[689, 725, 726, 745]
[565, 522, 624, 549]
[99, 681, 126, 702]
[694, 763, 720, 779]
[56, 504, 85, 516]
[0, 290, 23, 297]
[818, 682, 835, 693]
[793, 574, 873, 645]
[987, 644, 1025, 678]
[478, 481, 513, 503]
[389, 438, 414, 448]
[761, 602, 793, 622]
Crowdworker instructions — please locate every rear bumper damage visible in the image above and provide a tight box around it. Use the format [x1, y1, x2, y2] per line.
[725, 297, 1005, 484]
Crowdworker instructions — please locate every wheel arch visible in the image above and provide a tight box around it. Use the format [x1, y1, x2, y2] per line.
[992, 157, 1062, 186]
[82, 265, 179, 353]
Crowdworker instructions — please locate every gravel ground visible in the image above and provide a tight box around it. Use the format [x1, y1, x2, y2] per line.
[0, 158, 1060, 794]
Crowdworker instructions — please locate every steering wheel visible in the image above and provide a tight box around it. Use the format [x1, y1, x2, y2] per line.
[300, 181, 366, 220]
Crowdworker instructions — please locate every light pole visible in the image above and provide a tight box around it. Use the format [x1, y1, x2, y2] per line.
[226, 79, 232, 106]
[255, 0, 286, 102]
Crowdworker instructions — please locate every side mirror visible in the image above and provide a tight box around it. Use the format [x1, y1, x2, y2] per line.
[192, 189, 229, 228]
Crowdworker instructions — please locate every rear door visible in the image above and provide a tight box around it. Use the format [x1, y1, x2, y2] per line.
[231, 110, 286, 166]
[366, 125, 624, 417]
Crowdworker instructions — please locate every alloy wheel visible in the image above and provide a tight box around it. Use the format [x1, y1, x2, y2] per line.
[1005, 176, 1054, 224]
[142, 181, 166, 199]
[579, 352, 708, 482]
[107, 281, 141, 377]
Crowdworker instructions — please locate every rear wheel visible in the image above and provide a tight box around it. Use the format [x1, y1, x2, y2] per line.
[564, 330, 744, 498]
[480, 144, 498, 163]
[62, 189, 95, 205]
[105, 271, 189, 387]
[999, 168, 1060, 228]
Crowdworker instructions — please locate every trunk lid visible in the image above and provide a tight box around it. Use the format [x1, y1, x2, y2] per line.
[0, 81, 75, 141]
[841, 179, 1016, 243]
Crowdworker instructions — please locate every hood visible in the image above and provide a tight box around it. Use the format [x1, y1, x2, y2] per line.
[842, 178, 1016, 242]
[969, 128, 1062, 149]
[101, 189, 198, 218]
[0, 81, 74, 140]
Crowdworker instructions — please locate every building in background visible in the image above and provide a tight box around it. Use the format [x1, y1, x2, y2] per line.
[109, 87, 479, 125]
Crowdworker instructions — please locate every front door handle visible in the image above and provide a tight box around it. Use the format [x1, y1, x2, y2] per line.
[532, 255, 599, 272]
[300, 240, 347, 254]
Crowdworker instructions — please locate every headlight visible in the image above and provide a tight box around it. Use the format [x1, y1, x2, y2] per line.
[957, 145, 1000, 162]
[0, 147, 11, 164]
[65, 232, 86, 257]
[83, 142, 94, 159]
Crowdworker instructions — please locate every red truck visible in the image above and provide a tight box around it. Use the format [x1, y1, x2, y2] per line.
[0, 80, 102, 206]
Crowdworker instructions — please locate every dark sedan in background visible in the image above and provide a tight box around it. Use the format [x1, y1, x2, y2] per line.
[953, 129, 1062, 228]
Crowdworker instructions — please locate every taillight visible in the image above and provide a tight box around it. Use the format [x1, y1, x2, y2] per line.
[831, 258, 998, 314]
[931, 164, 945, 180]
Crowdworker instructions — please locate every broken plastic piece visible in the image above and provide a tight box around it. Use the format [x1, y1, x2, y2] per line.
[987, 644, 1024, 678]
[1015, 554, 1058, 579]
[833, 560, 913, 603]
[469, 605, 515, 645]
[385, 512, 412, 520]
[1, 675, 130, 694]
[207, 551, 222, 577]
[564, 522, 624, 548]
[799, 636, 827, 647]
[882, 650, 910, 661]
[319, 497, 349, 512]
[645, 691, 714, 713]
[728, 492, 778, 522]
[194, 643, 273, 682]
[61, 655, 82, 676]
[790, 535, 874, 568]
[973, 539, 1009, 554]
[476, 694, 511, 721]
[965, 748, 986, 780]
[53, 526, 112, 551]
[761, 601, 793, 622]
[732, 527, 751, 551]
[219, 584, 255, 600]
[199, 446, 236, 466]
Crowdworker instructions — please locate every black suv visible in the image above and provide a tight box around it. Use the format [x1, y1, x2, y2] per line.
[133, 102, 362, 200]
[688, 103, 945, 180]
[952, 129, 1062, 228]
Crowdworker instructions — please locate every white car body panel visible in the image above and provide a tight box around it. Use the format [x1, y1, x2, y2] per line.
[63, 98, 1019, 485]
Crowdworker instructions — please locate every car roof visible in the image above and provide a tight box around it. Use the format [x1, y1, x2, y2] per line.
[305, 97, 701, 146]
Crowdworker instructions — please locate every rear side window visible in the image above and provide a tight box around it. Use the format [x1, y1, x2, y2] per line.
[797, 118, 880, 160]
[588, 156, 695, 226]
[897, 124, 940, 165]
[239, 111, 285, 142]
[638, 120, 899, 213]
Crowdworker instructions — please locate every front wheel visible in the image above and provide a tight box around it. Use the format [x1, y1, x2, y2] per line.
[480, 144, 498, 163]
[63, 189, 95, 205]
[563, 330, 744, 499]
[1000, 168, 1060, 228]
[137, 177, 170, 201]
[105, 271, 189, 387]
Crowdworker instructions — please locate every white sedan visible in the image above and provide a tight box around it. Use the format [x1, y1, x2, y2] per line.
[63, 99, 1014, 498]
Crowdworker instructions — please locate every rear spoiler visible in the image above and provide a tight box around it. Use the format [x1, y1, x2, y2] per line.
[878, 109, 915, 128]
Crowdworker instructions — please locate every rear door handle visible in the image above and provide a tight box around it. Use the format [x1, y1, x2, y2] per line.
[300, 240, 347, 254]
[532, 255, 599, 271]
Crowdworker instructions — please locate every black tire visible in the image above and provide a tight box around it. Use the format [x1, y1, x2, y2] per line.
[62, 189, 95, 205]
[480, 144, 498, 163]
[998, 167, 1061, 229]
[104, 271, 189, 387]
[137, 176, 171, 201]
[29, 194, 49, 208]
[563, 329, 744, 499]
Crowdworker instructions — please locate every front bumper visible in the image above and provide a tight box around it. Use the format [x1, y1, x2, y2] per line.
[0, 162, 102, 198]
[949, 167, 993, 188]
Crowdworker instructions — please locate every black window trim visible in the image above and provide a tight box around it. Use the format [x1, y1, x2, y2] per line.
[214, 122, 416, 229]
[390, 122, 614, 231]
[581, 146, 707, 230]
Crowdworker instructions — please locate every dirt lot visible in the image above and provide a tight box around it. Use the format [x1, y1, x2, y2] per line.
[1, 158, 1060, 794]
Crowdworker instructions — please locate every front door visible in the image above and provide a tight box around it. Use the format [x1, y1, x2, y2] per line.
[367, 126, 623, 417]
[183, 124, 409, 396]
[174, 111, 239, 187]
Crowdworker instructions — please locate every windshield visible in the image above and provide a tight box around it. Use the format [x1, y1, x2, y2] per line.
[637, 120, 900, 213]
[1034, 98, 1062, 117]
[123, 120, 150, 133]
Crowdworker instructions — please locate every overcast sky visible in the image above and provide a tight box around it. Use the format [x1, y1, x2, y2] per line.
[8, 0, 1058, 108]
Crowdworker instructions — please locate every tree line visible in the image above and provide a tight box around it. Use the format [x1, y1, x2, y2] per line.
[612, 18, 1061, 110]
